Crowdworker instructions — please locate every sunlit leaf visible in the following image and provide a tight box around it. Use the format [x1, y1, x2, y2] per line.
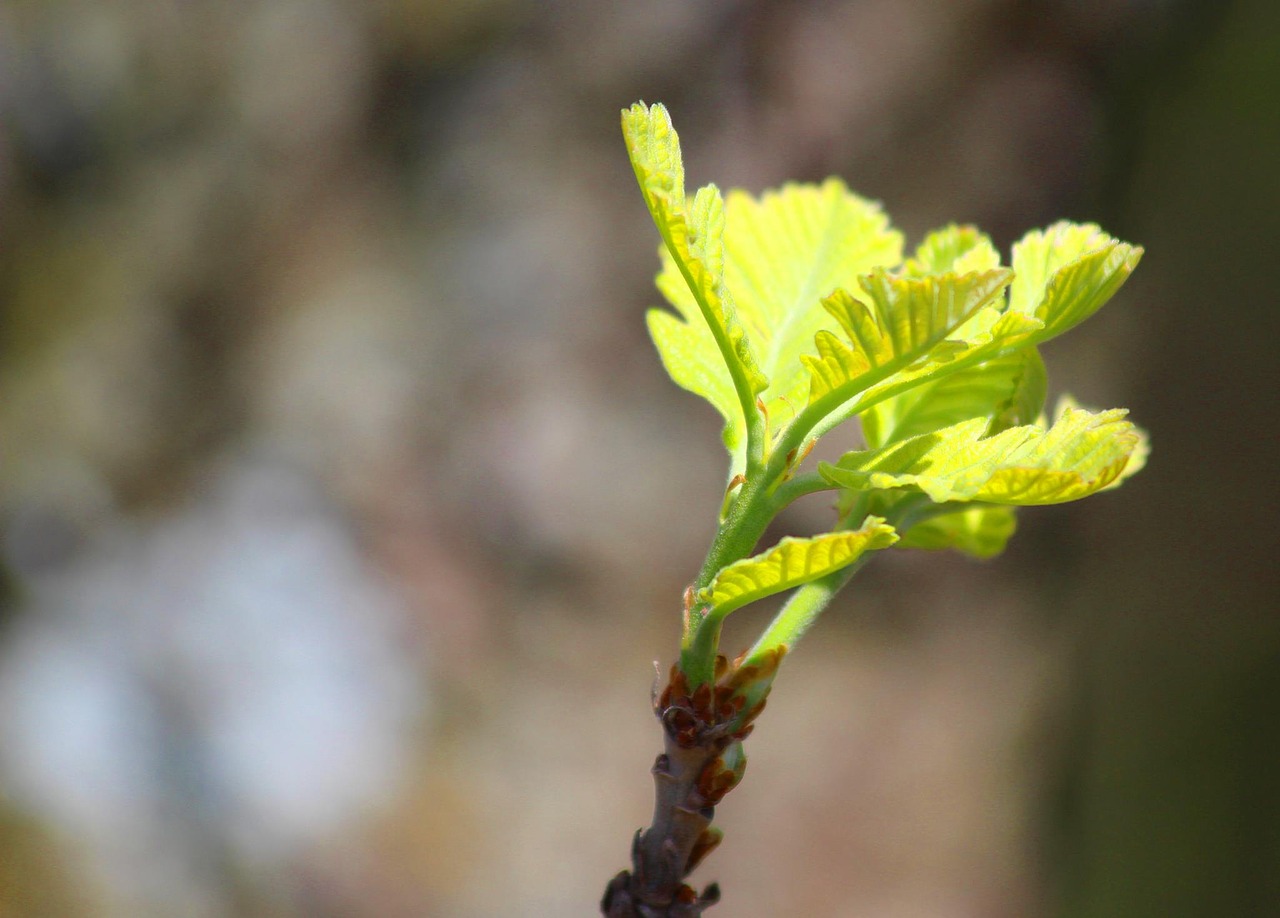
[819, 405, 1144, 505]
[1051, 395, 1149, 491]
[903, 224, 1001, 276]
[801, 268, 1013, 406]
[859, 223, 1141, 450]
[700, 518, 898, 617]
[862, 339, 1047, 447]
[623, 102, 767, 457]
[1009, 222, 1144, 343]
[646, 308, 741, 446]
[655, 178, 904, 441]
[856, 226, 1047, 447]
[988, 347, 1048, 433]
[725, 180, 902, 425]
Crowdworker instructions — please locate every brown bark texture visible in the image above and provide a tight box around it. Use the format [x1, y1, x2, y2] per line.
[601, 651, 784, 916]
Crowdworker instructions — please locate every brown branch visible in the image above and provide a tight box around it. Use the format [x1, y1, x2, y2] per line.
[601, 651, 784, 916]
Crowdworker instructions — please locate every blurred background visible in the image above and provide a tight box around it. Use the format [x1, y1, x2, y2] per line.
[0, 1, 1276, 915]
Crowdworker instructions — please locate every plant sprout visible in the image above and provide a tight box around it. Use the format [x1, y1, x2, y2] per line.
[602, 102, 1146, 917]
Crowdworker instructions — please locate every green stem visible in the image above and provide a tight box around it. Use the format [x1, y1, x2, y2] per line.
[678, 331, 1029, 688]
[654, 221, 765, 479]
[737, 489, 922, 696]
[680, 476, 781, 686]
[738, 558, 867, 693]
[771, 332, 1035, 476]
[681, 615, 725, 688]
[771, 471, 835, 509]
[692, 480, 774, 591]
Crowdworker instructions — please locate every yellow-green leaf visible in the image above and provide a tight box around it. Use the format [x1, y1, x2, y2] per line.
[862, 341, 1047, 448]
[802, 268, 1014, 405]
[646, 308, 743, 449]
[857, 226, 1040, 447]
[701, 518, 898, 617]
[623, 102, 767, 457]
[1009, 222, 1144, 343]
[655, 178, 904, 443]
[903, 224, 1001, 276]
[724, 180, 902, 424]
[819, 405, 1145, 505]
[1051, 395, 1149, 491]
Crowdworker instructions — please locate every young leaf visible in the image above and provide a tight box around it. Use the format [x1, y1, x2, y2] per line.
[726, 181, 903, 426]
[862, 344, 1047, 447]
[854, 223, 1139, 451]
[801, 268, 1014, 406]
[652, 179, 903, 445]
[903, 224, 1001, 276]
[860, 225, 1049, 448]
[623, 102, 767, 459]
[1051, 394, 1150, 490]
[819, 405, 1144, 505]
[646, 308, 743, 447]
[838, 303, 1040, 447]
[895, 505, 1018, 558]
[1009, 222, 1144, 343]
[700, 518, 898, 618]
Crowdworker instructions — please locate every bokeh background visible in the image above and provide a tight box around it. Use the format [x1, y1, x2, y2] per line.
[1, 1, 1277, 916]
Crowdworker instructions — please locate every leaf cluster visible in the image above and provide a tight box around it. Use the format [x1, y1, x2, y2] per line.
[622, 102, 1146, 691]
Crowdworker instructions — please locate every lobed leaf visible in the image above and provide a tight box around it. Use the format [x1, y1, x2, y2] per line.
[700, 518, 898, 617]
[801, 268, 1014, 405]
[903, 224, 1001, 277]
[1051, 395, 1149, 491]
[857, 226, 1047, 447]
[623, 102, 767, 458]
[1009, 222, 1144, 344]
[724, 180, 902, 425]
[858, 223, 1142, 451]
[646, 308, 743, 449]
[819, 405, 1145, 505]
[988, 348, 1048, 434]
[654, 178, 904, 444]
[862, 342, 1047, 448]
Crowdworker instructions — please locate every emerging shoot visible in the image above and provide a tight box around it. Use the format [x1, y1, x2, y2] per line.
[602, 102, 1146, 917]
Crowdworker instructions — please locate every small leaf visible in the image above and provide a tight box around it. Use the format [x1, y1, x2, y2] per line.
[849, 306, 1041, 446]
[904, 224, 1001, 276]
[655, 179, 904, 443]
[819, 405, 1145, 505]
[863, 342, 1048, 448]
[1009, 222, 1143, 343]
[802, 268, 1014, 405]
[1051, 395, 1149, 491]
[702, 518, 898, 617]
[623, 102, 767, 459]
[896, 505, 1018, 558]
[724, 180, 902, 426]
[858, 227, 1041, 447]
